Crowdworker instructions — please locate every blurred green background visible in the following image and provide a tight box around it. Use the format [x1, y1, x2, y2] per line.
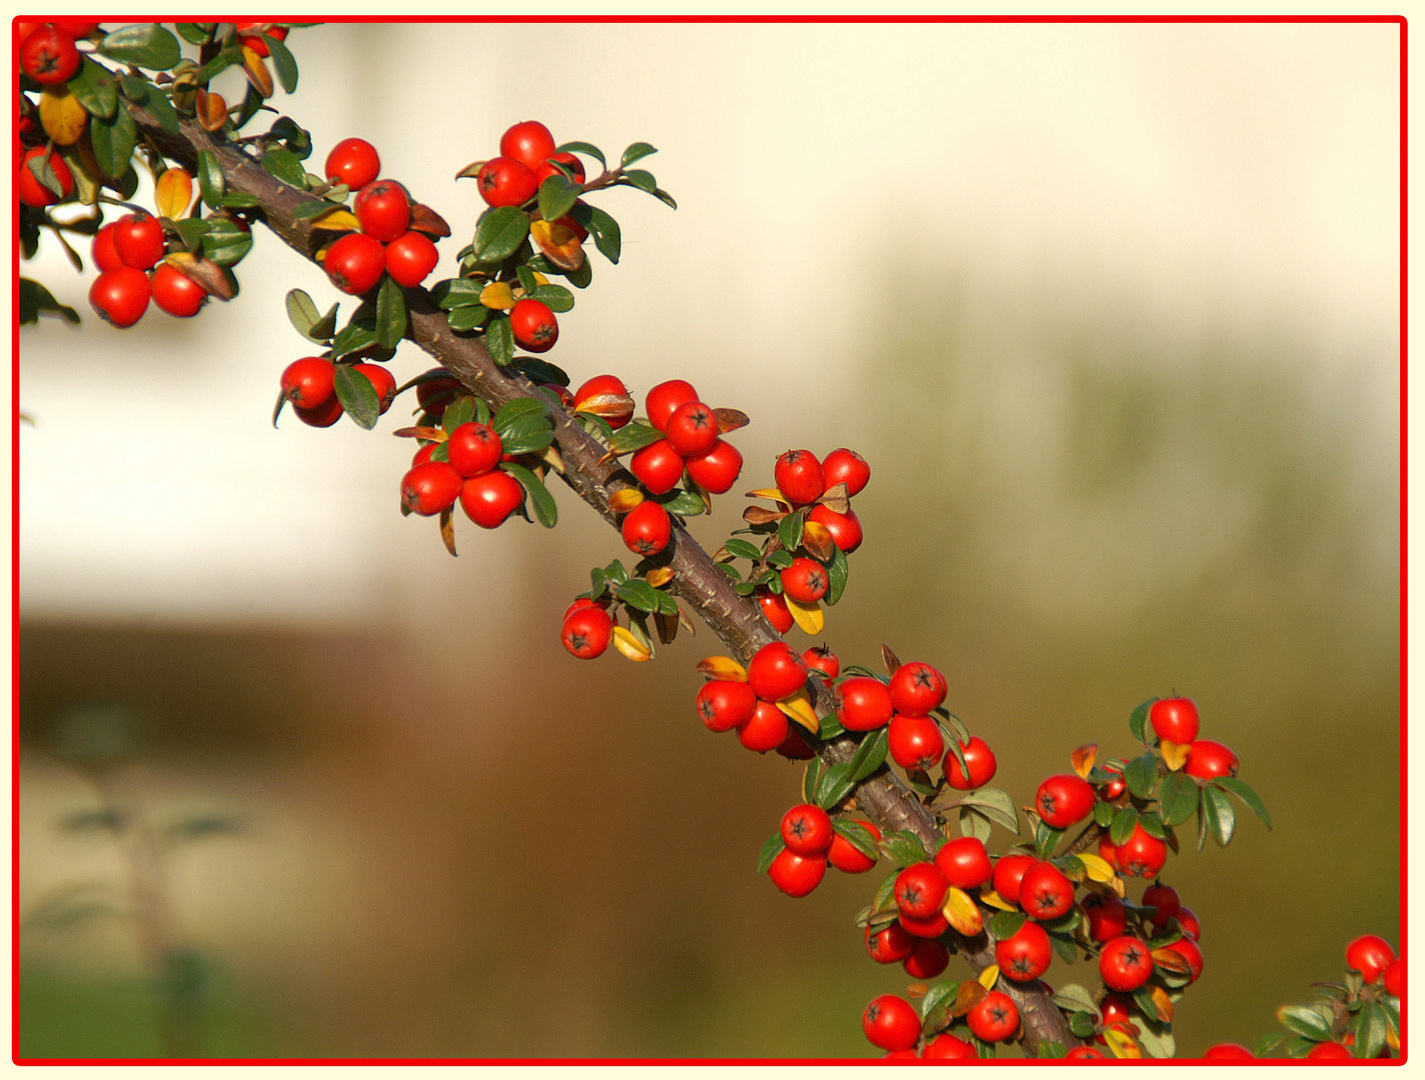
[17, 20, 1399, 1060]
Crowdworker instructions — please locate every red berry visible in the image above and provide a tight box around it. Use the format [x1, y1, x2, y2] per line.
[113, 213, 167, 271]
[944, 736, 997, 790]
[888, 661, 947, 717]
[1034, 774, 1095, 830]
[774, 727, 815, 760]
[934, 837, 992, 891]
[737, 700, 789, 752]
[866, 924, 909, 966]
[836, 677, 894, 732]
[235, 21, 287, 56]
[1141, 883, 1180, 929]
[19, 25, 80, 85]
[1185, 739, 1239, 780]
[354, 179, 411, 242]
[862, 995, 920, 1052]
[446, 422, 503, 477]
[628, 439, 685, 495]
[887, 714, 945, 772]
[324, 232, 386, 295]
[1148, 697, 1200, 744]
[401, 461, 463, 516]
[766, 848, 826, 898]
[51, 20, 99, 37]
[1083, 892, 1128, 942]
[295, 397, 343, 428]
[897, 910, 950, 939]
[894, 862, 949, 920]
[903, 938, 950, 980]
[780, 557, 828, 604]
[416, 375, 462, 417]
[476, 156, 537, 208]
[806, 504, 862, 554]
[150, 262, 206, 318]
[620, 499, 671, 557]
[1164, 935, 1203, 983]
[325, 137, 380, 191]
[991, 853, 1037, 906]
[1306, 1042, 1352, 1060]
[802, 645, 839, 679]
[1065, 1047, 1107, 1059]
[499, 120, 557, 171]
[746, 642, 808, 702]
[1202, 1044, 1254, 1059]
[685, 439, 742, 494]
[91, 223, 122, 272]
[532, 151, 586, 187]
[16, 147, 73, 207]
[774, 449, 824, 505]
[966, 991, 1019, 1043]
[1099, 765, 1127, 800]
[88, 267, 151, 328]
[996, 920, 1052, 982]
[645, 379, 699, 432]
[1019, 861, 1074, 920]
[664, 400, 719, 457]
[1175, 906, 1201, 941]
[695, 679, 757, 733]
[561, 605, 613, 659]
[384, 230, 439, 287]
[1114, 824, 1168, 879]
[1345, 934, 1397, 983]
[572, 374, 633, 429]
[460, 469, 525, 528]
[1384, 957, 1403, 997]
[756, 590, 794, 633]
[1099, 935, 1154, 992]
[779, 804, 833, 855]
[509, 298, 558, 353]
[822, 447, 870, 497]
[922, 1034, 976, 1060]
[829, 820, 880, 873]
[281, 357, 336, 409]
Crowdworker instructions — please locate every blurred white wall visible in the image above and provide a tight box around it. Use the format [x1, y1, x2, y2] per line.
[17, 21, 1398, 628]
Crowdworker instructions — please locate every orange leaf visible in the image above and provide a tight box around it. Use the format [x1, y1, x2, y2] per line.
[713, 407, 749, 435]
[979, 888, 1016, 912]
[454, 159, 488, 181]
[1103, 1027, 1143, 1059]
[1150, 948, 1193, 978]
[1071, 743, 1099, 779]
[1076, 853, 1117, 883]
[241, 44, 274, 98]
[438, 506, 457, 557]
[942, 886, 984, 936]
[742, 506, 787, 526]
[575, 391, 635, 422]
[816, 481, 850, 516]
[644, 567, 674, 589]
[310, 207, 361, 233]
[609, 488, 644, 514]
[530, 218, 585, 272]
[1148, 985, 1174, 1024]
[745, 487, 787, 502]
[408, 202, 451, 238]
[950, 980, 987, 1019]
[801, 521, 836, 563]
[195, 88, 228, 132]
[161, 253, 233, 300]
[881, 645, 902, 677]
[697, 656, 747, 682]
[155, 167, 194, 221]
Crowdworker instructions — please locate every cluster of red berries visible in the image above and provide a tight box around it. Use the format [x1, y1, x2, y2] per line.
[86, 213, 211, 327]
[766, 804, 882, 899]
[400, 420, 526, 529]
[321, 137, 442, 295]
[694, 642, 820, 757]
[279, 355, 396, 429]
[864, 990, 1021, 1056]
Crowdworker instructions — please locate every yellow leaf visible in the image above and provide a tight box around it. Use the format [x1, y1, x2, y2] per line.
[1071, 743, 1098, 779]
[40, 87, 87, 146]
[978, 965, 1000, 990]
[241, 44, 274, 98]
[609, 488, 644, 514]
[979, 888, 1016, 912]
[532, 271, 549, 286]
[575, 391, 634, 420]
[1388, 1027, 1400, 1051]
[310, 207, 361, 233]
[612, 626, 652, 662]
[530, 218, 585, 272]
[696, 656, 747, 682]
[155, 167, 194, 221]
[1077, 853, 1117, 883]
[775, 688, 820, 735]
[1148, 985, 1174, 1024]
[1103, 1027, 1143, 1059]
[480, 281, 516, 310]
[746, 487, 788, 502]
[1161, 740, 1191, 772]
[787, 597, 824, 636]
[943, 886, 984, 936]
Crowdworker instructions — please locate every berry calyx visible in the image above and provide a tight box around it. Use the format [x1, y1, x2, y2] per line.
[695, 679, 757, 733]
[1113, 823, 1168, 879]
[1034, 773, 1095, 830]
[645, 379, 699, 432]
[476, 156, 538, 208]
[887, 661, 947, 716]
[20, 25, 81, 85]
[966, 991, 1019, 1043]
[862, 995, 920, 1052]
[1099, 935, 1154, 992]
[1019, 860, 1074, 920]
[996, 920, 1052, 982]
[894, 861, 949, 920]
[281, 357, 337, 410]
[780, 557, 828, 604]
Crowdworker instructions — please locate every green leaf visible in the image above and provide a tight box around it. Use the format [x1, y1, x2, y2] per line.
[802, 760, 822, 804]
[67, 57, 118, 119]
[375, 276, 406, 350]
[1068, 1011, 1096, 1039]
[1136, 1024, 1176, 1060]
[291, 199, 337, 221]
[501, 463, 557, 528]
[1136, 810, 1167, 840]
[432, 278, 485, 309]
[1214, 776, 1272, 830]
[1202, 784, 1236, 847]
[1254, 1033, 1293, 1058]
[1036, 1042, 1067, 1060]
[847, 728, 889, 783]
[261, 147, 308, 188]
[614, 580, 661, 614]
[723, 538, 762, 561]
[175, 22, 210, 45]
[1092, 799, 1115, 827]
[512, 358, 569, 387]
[877, 830, 931, 868]
[200, 218, 252, 267]
[485, 316, 514, 364]
[1157, 771, 1198, 828]
[1052, 984, 1099, 1018]
[219, 190, 259, 209]
[1354, 1001, 1388, 1059]
[622, 168, 657, 193]
[658, 489, 705, 517]
[442, 396, 476, 434]
[285, 288, 322, 340]
[920, 980, 959, 1029]
[756, 833, 785, 875]
[765, 550, 793, 570]
[825, 545, 849, 607]
[140, 86, 180, 136]
[197, 149, 225, 207]
[528, 284, 574, 313]
[605, 559, 629, 586]
[170, 217, 208, 253]
[1132, 986, 1160, 1024]
[537, 175, 578, 223]
[562, 258, 593, 289]
[777, 510, 805, 554]
[814, 763, 854, 810]
[1129, 698, 1153, 743]
[98, 24, 182, 70]
[1125, 752, 1159, 800]
[1035, 819, 1065, 860]
[1109, 805, 1139, 846]
[515, 265, 539, 294]
[989, 911, 1028, 941]
[19, 278, 80, 325]
[472, 206, 530, 264]
[333, 366, 379, 430]
[832, 819, 880, 862]
[621, 142, 658, 167]
[1276, 1003, 1334, 1041]
[498, 422, 554, 456]
[1050, 934, 1077, 964]
[555, 140, 605, 167]
[493, 398, 547, 433]
[90, 106, 137, 179]
[265, 34, 299, 93]
[959, 807, 991, 843]
[607, 421, 663, 455]
[329, 319, 376, 360]
[955, 787, 1020, 835]
[448, 305, 489, 332]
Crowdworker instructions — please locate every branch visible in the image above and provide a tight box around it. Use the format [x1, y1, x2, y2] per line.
[129, 105, 1077, 1055]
